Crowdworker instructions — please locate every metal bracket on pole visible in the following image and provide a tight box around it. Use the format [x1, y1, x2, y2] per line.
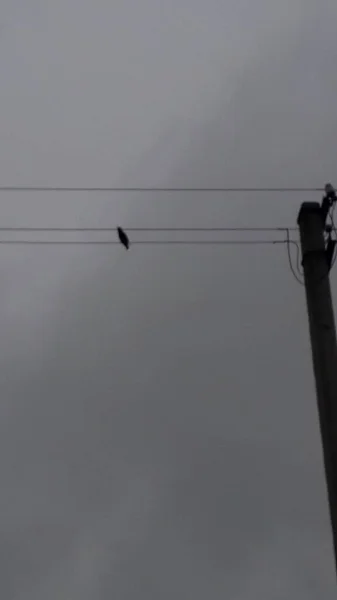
[322, 183, 337, 226]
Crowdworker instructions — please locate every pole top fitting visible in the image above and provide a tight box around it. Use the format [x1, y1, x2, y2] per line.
[324, 183, 336, 201]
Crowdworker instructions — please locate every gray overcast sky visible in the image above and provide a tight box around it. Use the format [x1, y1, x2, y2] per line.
[0, 1, 336, 598]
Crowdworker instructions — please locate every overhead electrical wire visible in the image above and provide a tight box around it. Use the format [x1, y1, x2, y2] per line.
[0, 184, 332, 288]
[0, 225, 332, 286]
[0, 180, 332, 285]
[0, 226, 299, 232]
[0, 186, 324, 193]
[0, 234, 305, 285]
[0, 239, 294, 246]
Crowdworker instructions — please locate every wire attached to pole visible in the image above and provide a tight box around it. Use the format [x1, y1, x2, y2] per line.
[286, 229, 305, 286]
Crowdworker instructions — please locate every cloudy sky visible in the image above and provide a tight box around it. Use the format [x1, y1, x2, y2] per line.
[0, 1, 336, 597]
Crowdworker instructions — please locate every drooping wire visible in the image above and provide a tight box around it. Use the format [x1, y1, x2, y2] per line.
[286, 229, 305, 286]
[294, 241, 304, 277]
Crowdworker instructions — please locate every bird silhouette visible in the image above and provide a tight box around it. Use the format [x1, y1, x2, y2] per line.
[117, 226, 130, 249]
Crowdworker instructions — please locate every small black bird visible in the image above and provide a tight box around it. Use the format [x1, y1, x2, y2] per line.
[117, 226, 130, 249]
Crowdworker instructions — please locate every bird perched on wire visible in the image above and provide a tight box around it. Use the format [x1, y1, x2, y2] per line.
[117, 226, 130, 249]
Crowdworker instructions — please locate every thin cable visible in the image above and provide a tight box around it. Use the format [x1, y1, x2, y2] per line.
[286, 230, 305, 285]
[0, 186, 323, 193]
[0, 239, 292, 246]
[0, 226, 299, 232]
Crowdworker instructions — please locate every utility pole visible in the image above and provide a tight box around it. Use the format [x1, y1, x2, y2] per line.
[297, 191, 337, 573]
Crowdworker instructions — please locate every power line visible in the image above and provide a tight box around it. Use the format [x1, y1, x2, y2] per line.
[0, 226, 299, 232]
[0, 234, 311, 285]
[0, 186, 324, 193]
[122, 226, 299, 232]
[0, 239, 293, 246]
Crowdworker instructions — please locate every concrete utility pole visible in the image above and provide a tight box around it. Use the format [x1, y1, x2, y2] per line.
[297, 194, 337, 573]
